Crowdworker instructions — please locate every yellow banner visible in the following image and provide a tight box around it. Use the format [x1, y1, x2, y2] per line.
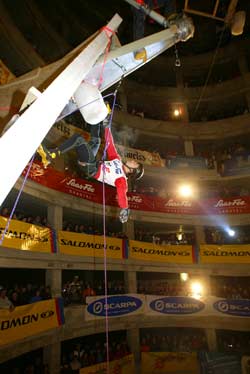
[0, 299, 64, 347]
[58, 231, 123, 259]
[200, 244, 250, 264]
[0, 216, 52, 253]
[0, 60, 15, 85]
[141, 352, 199, 374]
[129, 240, 194, 264]
[80, 354, 135, 374]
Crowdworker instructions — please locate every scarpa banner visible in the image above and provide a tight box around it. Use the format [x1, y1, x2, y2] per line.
[0, 298, 64, 347]
[58, 231, 123, 259]
[0, 216, 54, 253]
[129, 240, 194, 264]
[85, 294, 145, 320]
[145, 295, 206, 316]
[117, 144, 165, 167]
[146, 295, 250, 318]
[80, 354, 135, 374]
[200, 244, 250, 264]
[141, 352, 199, 374]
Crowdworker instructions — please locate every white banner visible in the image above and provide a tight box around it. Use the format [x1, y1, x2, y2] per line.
[85, 294, 250, 321]
[145, 295, 250, 318]
[85, 294, 145, 321]
[117, 144, 165, 167]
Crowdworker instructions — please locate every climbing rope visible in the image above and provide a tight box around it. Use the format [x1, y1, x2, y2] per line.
[0, 154, 35, 246]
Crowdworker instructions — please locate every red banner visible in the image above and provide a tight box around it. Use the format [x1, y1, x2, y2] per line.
[26, 162, 250, 215]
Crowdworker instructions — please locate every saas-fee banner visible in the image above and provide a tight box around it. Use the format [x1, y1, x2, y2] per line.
[141, 352, 199, 374]
[129, 240, 194, 264]
[0, 216, 54, 253]
[0, 298, 64, 347]
[200, 244, 250, 264]
[85, 294, 145, 320]
[26, 162, 250, 215]
[80, 354, 135, 374]
[116, 144, 165, 167]
[58, 231, 124, 259]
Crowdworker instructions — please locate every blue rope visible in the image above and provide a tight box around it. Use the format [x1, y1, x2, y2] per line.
[0, 154, 35, 246]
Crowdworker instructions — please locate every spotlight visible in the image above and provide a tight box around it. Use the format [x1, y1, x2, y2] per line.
[173, 108, 180, 117]
[190, 281, 203, 299]
[228, 229, 235, 237]
[178, 184, 193, 198]
[180, 273, 189, 282]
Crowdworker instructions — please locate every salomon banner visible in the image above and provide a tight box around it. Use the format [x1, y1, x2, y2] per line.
[117, 144, 165, 167]
[200, 244, 250, 264]
[0, 216, 54, 253]
[0, 298, 64, 347]
[80, 354, 135, 374]
[58, 231, 124, 259]
[85, 294, 145, 321]
[129, 240, 194, 264]
[141, 352, 199, 374]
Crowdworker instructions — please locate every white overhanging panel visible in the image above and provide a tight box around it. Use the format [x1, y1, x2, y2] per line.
[0, 14, 122, 207]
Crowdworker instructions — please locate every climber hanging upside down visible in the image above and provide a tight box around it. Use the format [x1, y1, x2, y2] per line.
[37, 114, 144, 224]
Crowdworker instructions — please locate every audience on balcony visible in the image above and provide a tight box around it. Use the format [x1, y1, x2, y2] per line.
[217, 332, 250, 354]
[62, 335, 130, 372]
[211, 276, 250, 300]
[134, 227, 195, 245]
[0, 283, 52, 309]
[62, 276, 125, 306]
[0, 207, 48, 227]
[137, 279, 189, 297]
[205, 226, 250, 244]
[140, 330, 208, 352]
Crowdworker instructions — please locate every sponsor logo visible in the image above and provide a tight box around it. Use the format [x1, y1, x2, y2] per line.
[214, 299, 250, 317]
[0, 228, 49, 243]
[87, 295, 142, 317]
[40, 310, 54, 319]
[0, 310, 54, 331]
[203, 250, 250, 257]
[54, 122, 70, 136]
[149, 297, 205, 314]
[65, 179, 95, 193]
[164, 199, 192, 208]
[132, 247, 190, 257]
[214, 199, 246, 208]
[60, 239, 120, 251]
[128, 195, 142, 203]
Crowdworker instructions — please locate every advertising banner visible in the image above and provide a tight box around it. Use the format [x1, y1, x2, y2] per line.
[85, 294, 145, 321]
[167, 156, 208, 170]
[129, 240, 194, 264]
[145, 295, 250, 318]
[26, 162, 250, 216]
[48, 122, 90, 144]
[200, 244, 250, 264]
[117, 144, 165, 167]
[58, 231, 123, 259]
[0, 59, 15, 85]
[0, 216, 53, 253]
[0, 298, 64, 347]
[80, 354, 135, 374]
[141, 352, 199, 374]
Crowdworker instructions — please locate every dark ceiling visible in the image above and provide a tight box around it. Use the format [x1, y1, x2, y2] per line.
[1, 0, 250, 77]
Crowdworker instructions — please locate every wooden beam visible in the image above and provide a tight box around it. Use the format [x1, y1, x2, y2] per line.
[184, 8, 224, 22]
[213, 0, 220, 16]
[225, 0, 239, 23]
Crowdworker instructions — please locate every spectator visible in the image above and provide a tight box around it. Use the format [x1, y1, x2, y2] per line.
[0, 286, 14, 311]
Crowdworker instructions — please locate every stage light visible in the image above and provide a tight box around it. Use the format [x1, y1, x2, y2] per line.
[190, 281, 203, 299]
[173, 108, 180, 117]
[228, 229, 235, 237]
[180, 273, 189, 282]
[178, 184, 193, 198]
